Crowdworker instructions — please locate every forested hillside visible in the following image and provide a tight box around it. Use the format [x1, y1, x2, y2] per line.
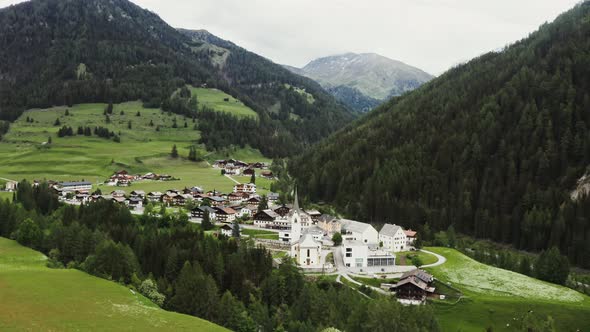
[291, 2, 590, 268]
[0, 0, 355, 157]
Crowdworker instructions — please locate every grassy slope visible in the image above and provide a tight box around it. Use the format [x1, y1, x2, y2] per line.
[0, 101, 272, 194]
[396, 250, 438, 266]
[425, 247, 590, 332]
[189, 87, 258, 119]
[0, 237, 227, 331]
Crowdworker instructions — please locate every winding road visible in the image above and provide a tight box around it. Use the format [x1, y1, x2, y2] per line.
[419, 248, 447, 268]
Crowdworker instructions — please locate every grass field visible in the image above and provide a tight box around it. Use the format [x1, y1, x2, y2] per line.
[396, 250, 438, 266]
[0, 101, 273, 195]
[425, 247, 590, 331]
[0, 192, 13, 202]
[0, 237, 227, 331]
[241, 228, 279, 240]
[189, 87, 258, 119]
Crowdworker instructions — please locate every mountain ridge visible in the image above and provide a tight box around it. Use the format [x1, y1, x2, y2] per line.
[285, 52, 433, 111]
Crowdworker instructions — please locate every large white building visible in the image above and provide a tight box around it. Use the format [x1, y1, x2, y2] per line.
[340, 219, 379, 244]
[379, 224, 408, 252]
[341, 240, 396, 273]
[57, 181, 92, 192]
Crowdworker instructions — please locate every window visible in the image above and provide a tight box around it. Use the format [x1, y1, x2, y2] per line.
[306, 249, 310, 257]
[346, 248, 352, 252]
[355, 258, 363, 267]
[346, 253, 352, 257]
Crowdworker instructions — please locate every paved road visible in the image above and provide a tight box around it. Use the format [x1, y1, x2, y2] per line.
[224, 174, 240, 184]
[0, 177, 16, 182]
[419, 249, 447, 268]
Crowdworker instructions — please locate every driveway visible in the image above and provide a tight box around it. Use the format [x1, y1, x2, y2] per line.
[419, 248, 447, 268]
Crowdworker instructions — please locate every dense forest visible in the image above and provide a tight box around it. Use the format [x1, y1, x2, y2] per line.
[0, 0, 355, 157]
[291, 2, 590, 268]
[0, 182, 439, 331]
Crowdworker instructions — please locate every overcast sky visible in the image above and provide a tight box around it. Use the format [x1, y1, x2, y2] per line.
[0, 0, 581, 75]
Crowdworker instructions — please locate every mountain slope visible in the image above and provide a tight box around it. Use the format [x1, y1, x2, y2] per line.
[0, 0, 355, 157]
[286, 53, 433, 111]
[0, 237, 227, 331]
[291, 2, 590, 268]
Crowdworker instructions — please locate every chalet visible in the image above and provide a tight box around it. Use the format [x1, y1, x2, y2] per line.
[290, 234, 322, 267]
[261, 171, 274, 179]
[112, 196, 127, 205]
[228, 192, 244, 205]
[318, 215, 341, 236]
[128, 197, 143, 210]
[220, 224, 234, 237]
[274, 204, 291, 217]
[89, 195, 104, 203]
[267, 192, 279, 202]
[4, 181, 17, 192]
[183, 186, 204, 196]
[242, 168, 255, 176]
[158, 174, 173, 181]
[142, 172, 157, 180]
[404, 229, 417, 247]
[233, 206, 252, 218]
[74, 193, 89, 204]
[233, 183, 256, 194]
[204, 196, 226, 207]
[147, 191, 163, 202]
[111, 190, 126, 198]
[379, 224, 408, 252]
[215, 207, 237, 223]
[248, 162, 267, 169]
[130, 190, 146, 198]
[162, 193, 182, 206]
[253, 209, 279, 228]
[390, 270, 435, 304]
[191, 206, 216, 220]
[305, 209, 322, 223]
[246, 196, 261, 207]
[59, 181, 92, 192]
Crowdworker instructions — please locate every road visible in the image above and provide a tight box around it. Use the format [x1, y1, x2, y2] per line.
[224, 174, 241, 184]
[419, 248, 447, 268]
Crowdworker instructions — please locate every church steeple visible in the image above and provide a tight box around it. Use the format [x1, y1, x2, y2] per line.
[293, 186, 300, 212]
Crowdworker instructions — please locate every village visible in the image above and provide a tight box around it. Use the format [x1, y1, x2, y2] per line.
[1, 161, 445, 305]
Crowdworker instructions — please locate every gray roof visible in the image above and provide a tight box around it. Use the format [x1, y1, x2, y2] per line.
[297, 233, 321, 247]
[341, 219, 374, 234]
[61, 181, 92, 186]
[379, 223, 403, 237]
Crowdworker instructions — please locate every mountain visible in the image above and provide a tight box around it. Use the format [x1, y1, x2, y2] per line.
[0, 0, 355, 157]
[285, 53, 433, 112]
[290, 2, 590, 268]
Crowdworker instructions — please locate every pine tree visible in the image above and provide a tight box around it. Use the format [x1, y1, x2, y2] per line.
[171, 145, 178, 158]
[127, 121, 132, 129]
[250, 171, 256, 184]
[202, 211, 213, 230]
[232, 220, 240, 238]
[54, 118, 61, 126]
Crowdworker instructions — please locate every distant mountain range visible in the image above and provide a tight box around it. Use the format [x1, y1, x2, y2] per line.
[284, 53, 433, 112]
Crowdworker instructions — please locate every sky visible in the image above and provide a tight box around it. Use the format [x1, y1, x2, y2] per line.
[0, 0, 581, 75]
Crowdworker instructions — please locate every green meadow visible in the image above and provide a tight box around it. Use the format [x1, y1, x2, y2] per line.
[0, 237, 227, 331]
[425, 247, 590, 332]
[189, 87, 258, 119]
[0, 100, 272, 195]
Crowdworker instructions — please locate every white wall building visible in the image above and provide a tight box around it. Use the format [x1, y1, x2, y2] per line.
[340, 219, 378, 244]
[341, 240, 396, 273]
[379, 224, 408, 252]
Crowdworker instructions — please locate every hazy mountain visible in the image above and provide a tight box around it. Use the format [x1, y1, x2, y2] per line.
[290, 2, 590, 267]
[285, 53, 433, 112]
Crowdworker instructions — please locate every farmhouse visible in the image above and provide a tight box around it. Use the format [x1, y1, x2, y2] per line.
[147, 191, 163, 202]
[111, 190, 126, 198]
[404, 229, 417, 247]
[128, 197, 143, 210]
[4, 181, 18, 192]
[261, 171, 274, 179]
[253, 209, 279, 227]
[379, 224, 408, 252]
[215, 207, 237, 223]
[306, 209, 322, 222]
[130, 190, 146, 198]
[274, 204, 291, 217]
[233, 183, 256, 194]
[290, 234, 322, 267]
[267, 192, 279, 202]
[233, 206, 252, 218]
[246, 196, 261, 207]
[58, 181, 92, 192]
[191, 206, 217, 220]
[220, 224, 234, 237]
[390, 270, 435, 304]
[242, 168, 255, 176]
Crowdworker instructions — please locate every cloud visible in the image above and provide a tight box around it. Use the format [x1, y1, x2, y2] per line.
[0, 0, 580, 74]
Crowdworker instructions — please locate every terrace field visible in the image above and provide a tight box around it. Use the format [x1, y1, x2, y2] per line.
[0, 237, 227, 331]
[0, 100, 272, 195]
[188, 87, 258, 119]
[425, 247, 590, 331]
